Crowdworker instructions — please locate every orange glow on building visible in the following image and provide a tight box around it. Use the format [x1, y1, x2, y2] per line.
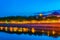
[31, 20, 37, 23]
[10, 20, 17, 24]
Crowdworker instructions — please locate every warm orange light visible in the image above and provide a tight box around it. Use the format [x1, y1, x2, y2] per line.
[10, 20, 17, 24]
[0, 27, 4, 30]
[31, 20, 36, 23]
[52, 31, 55, 35]
[18, 28, 22, 32]
[13, 27, 18, 32]
[52, 20, 56, 22]
[31, 28, 35, 33]
[23, 28, 28, 32]
[5, 27, 8, 31]
[17, 22, 21, 24]
[9, 27, 13, 32]
[47, 19, 50, 20]
[42, 30, 44, 32]
[5, 20, 9, 24]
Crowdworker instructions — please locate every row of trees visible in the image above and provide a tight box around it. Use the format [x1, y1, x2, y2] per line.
[0, 11, 60, 21]
[0, 16, 43, 21]
[0, 16, 59, 21]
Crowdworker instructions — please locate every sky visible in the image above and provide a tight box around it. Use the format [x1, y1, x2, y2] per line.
[0, 0, 60, 17]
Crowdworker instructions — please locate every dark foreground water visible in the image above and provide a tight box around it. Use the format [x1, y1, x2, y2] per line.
[0, 32, 60, 40]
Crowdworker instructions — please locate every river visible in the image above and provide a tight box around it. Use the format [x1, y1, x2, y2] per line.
[0, 32, 60, 40]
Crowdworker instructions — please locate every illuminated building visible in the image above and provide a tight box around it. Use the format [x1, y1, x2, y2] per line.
[39, 13, 43, 16]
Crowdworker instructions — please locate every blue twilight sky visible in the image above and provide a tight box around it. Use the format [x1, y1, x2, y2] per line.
[0, 0, 60, 17]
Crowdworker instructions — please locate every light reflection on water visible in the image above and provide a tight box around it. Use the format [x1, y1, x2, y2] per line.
[0, 32, 60, 40]
[0, 24, 60, 40]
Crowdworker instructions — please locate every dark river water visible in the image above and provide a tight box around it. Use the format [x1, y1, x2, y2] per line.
[0, 32, 60, 40]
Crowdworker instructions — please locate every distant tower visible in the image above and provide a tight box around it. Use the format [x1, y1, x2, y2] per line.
[39, 13, 43, 16]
